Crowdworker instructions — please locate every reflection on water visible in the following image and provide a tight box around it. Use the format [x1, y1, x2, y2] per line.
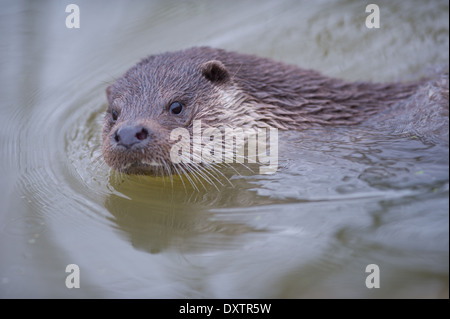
[105, 174, 267, 254]
[0, 0, 448, 298]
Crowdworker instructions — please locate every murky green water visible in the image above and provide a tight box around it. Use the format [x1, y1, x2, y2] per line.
[0, 0, 448, 298]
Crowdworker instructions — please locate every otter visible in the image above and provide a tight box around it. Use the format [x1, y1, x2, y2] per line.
[102, 47, 426, 176]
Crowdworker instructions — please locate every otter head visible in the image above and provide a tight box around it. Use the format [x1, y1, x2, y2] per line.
[102, 53, 233, 175]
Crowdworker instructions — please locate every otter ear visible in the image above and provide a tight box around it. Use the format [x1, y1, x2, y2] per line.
[106, 85, 114, 104]
[201, 60, 229, 83]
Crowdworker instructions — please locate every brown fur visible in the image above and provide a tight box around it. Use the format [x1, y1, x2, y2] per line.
[102, 47, 422, 174]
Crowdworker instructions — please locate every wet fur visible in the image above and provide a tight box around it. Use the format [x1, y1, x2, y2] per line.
[102, 47, 435, 176]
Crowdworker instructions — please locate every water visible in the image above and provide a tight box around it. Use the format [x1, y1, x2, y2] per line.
[0, 0, 448, 298]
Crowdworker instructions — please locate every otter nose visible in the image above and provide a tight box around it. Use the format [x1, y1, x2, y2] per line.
[114, 125, 149, 148]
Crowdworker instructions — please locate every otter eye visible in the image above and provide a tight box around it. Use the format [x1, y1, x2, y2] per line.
[169, 102, 183, 115]
[111, 109, 118, 121]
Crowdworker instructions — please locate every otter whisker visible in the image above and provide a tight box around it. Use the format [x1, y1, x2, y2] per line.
[163, 162, 174, 190]
[182, 162, 208, 191]
[198, 163, 226, 187]
[178, 164, 200, 192]
[188, 160, 220, 187]
[190, 164, 221, 191]
[199, 162, 235, 188]
[203, 163, 234, 187]
[172, 164, 188, 194]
